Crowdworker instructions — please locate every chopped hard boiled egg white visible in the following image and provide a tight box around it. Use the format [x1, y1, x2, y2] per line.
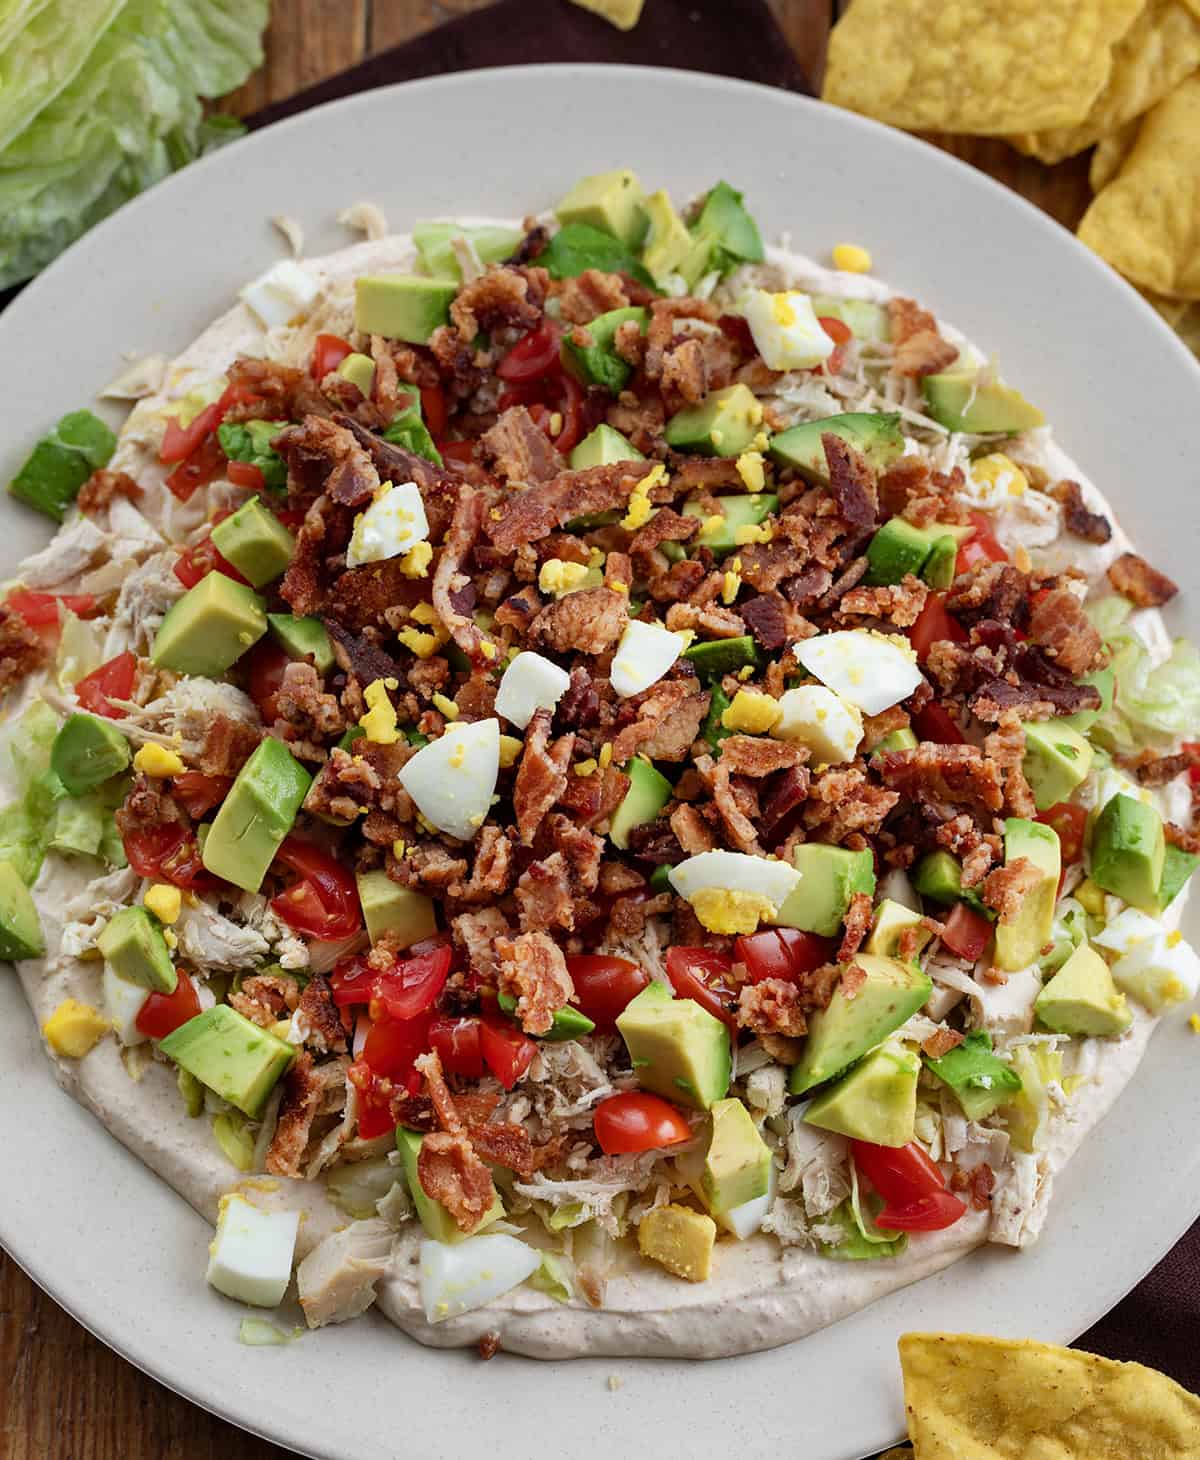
[206, 1193, 300, 1309]
[239, 260, 321, 330]
[721, 1153, 777, 1240]
[494, 651, 571, 730]
[610, 619, 683, 698]
[347, 482, 430, 569]
[398, 718, 500, 841]
[419, 1234, 540, 1324]
[795, 630, 923, 717]
[669, 849, 802, 936]
[772, 684, 863, 764]
[103, 964, 149, 1047]
[1086, 765, 1155, 815]
[739, 289, 833, 372]
[1093, 909, 1200, 1013]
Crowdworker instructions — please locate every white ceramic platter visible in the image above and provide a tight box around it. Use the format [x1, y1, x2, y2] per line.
[1, 66, 1198, 1460]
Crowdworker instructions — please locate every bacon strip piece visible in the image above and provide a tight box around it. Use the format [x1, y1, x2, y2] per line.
[413, 1049, 496, 1233]
[432, 486, 488, 666]
[486, 460, 659, 553]
[495, 930, 575, 1035]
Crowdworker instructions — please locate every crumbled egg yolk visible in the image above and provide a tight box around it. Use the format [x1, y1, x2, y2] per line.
[392, 839, 407, 859]
[689, 887, 776, 936]
[620, 463, 667, 531]
[498, 735, 523, 768]
[397, 601, 450, 659]
[133, 742, 185, 778]
[832, 242, 872, 273]
[735, 452, 765, 493]
[701, 513, 725, 537]
[432, 692, 460, 721]
[1167, 929, 1183, 948]
[721, 559, 742, 605]
[574, 758, 598, 777]
[359, 677, 400, 744]
[43, 999, 109, 1058]
[399, 540, 433, 578]
[599, 742, 613, 770]
[539, 558, 592, 597]
[736, 664, 755, 681]
[1190, 1013, 1200, 1033]
[163, 928, 178, 950]
[734, 520, 774, 546]
[972, 453, 1028, 498]
[588, 546, 607, 570]
[144, 883, 182, 924]
[721, 689, 781, 735]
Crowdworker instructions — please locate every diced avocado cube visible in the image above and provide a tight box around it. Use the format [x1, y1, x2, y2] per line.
[683, 634, 760, 682]
[8, 410, 117, 523]
[788, 954, 931, 1096]
[1157, 843, 1200, 913]
[335, 352, 376, 397]
[267, 613, 334, 676]
[767, 411, 904, 484]
[396, 1127, 504, 1242]
[1035, 942, 1131, 1037]
[809, 295, 889, 341]
[569, 423, 644, 470]
[0, 859, 44, 959]
[922, 370, 1044, 434]
[922, 534, 959, 589]
[210, 496, 295, 588]
[555, 169, 648, 250]
[665, 384, 762, 457]
[1021, 719, 1093, 811]
[804, 1040, 920, 1147]
[865, 517, 936, 587]
[698, 1097, 771, 1218]
[50, 713, 130, 796]
[356, 868, 437, 947]
[159, 1006, 292, 1118]
[411, 221, 525, 279]
[617, 980, 730, 1111]
[681, 493, 778, 557]
[1060, 665, 1115, 736]
[48, 794, 105, 858]
[354, 275, 457, 344]
[865, 898, 932, 960]
[923, 1029, 1021, 1121]
[870, 727, 918, 760]
[150, 573, 267, 677]
[912, 849, 991, 919]
[702, 684, 733, 753]
[994, 818, 1061, 973]
[775, 844, 875, 938]
[542, 1005, 596, 1041]
[608, 756, 672, 851]
[1090, 793, 1165, 915]
[640, 189, 710, 289]
[201, 738, 311, 893]
[96, 906, 176, 993]
[560, 306, 647, 393]
[692, 182, 764, 273]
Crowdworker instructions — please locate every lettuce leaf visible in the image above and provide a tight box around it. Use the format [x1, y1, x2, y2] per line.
[1084, 595, 1200, 754]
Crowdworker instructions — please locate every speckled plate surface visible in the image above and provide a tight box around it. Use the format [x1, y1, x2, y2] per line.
[1, 65, 1198, 1460]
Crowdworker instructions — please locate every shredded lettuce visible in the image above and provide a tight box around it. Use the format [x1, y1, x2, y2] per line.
[212, 1110, 255, 1171]
[1086, 596, 1200, 753]
[217, 419, 288, 491]
[382, 393, 442, 467]
[818, 1169, 909, 1261]
[55, 609, 105, 689]
[529, 1251, 574, 1303]
[238, 1317, 302, 1347]
[325, 1156, 405, 1221]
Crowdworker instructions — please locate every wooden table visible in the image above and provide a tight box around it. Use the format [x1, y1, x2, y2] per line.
[0, 4, 1095, 1457]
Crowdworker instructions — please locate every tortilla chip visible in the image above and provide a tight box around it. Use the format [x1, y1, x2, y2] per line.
[899, 1333, 1200, 1458]
[1078, 75, 1200, 298]
[1090, 116, 1143, 189]
[565, 0, 644, 28]
[822, 0, 1146, 135]
[1011, 0, 1200, 163]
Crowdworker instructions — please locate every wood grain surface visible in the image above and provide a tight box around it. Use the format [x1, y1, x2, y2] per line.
[0, 3, 1093, 1457]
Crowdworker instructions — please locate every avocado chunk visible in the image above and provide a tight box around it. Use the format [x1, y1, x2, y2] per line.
[912, 848, 991, 919]
[159, 1006, 293, 1118]
[210, 496, 295, 588]
[497, 990, 596, 1041]
[0, 859, 44, 958]
[922, 370, 1045, 433]
[50, 713, 130, 796]
[865, 899, 932, 960]
[681, 493, 778, 557]
[267, 613, 334, 676]
[865, 517, 936, 587]
[923, 1028, 1021, 1121]
[692, 182, 764, 274]
[356, 868, 437, 947]
[683, 634, 760, 682]
[698, 1097, 771, 1221]
[640, 189, 709, 289]
[870, 726, 918, 760]
[608, 756, 672, 851]
[775, 844, 875, 938]
[1157, 843, 1200, 913]
[201, 737, 312, 893]
[97, 906, 176, 993]
[665, 384, 762, 457]
[412, 221, 525, 279]
[1060, 665, 1115, 735]
[616, 979, 730, 1111]
[335, 351, 376, 397]
[1021, 719, 1093, 812]
[803, 1040, 920, 1147]
[994, 817, 1061, 972]
[788, 953, 932, 1095]
[8, 409, 117, 523]
[768, 412, 904, 484]
[555, 168, 647, 249]
[396, 1127, 504, 1242]
[1035, 942, 1131, 1037]
[809, 295, 889, 341]
[150, 573, 267, 677]
[569, 423, 644, 470]
[921, 533, 960, 589]
[1090, 793, 1165, 915]
[559, 305, 647, 393]
[354, 275, 457, 344]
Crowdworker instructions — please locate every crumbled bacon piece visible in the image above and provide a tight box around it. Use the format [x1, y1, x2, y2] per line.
[280, 494, 354, 616]
[887, 297, 958, 377]
[229, 973, 299, 1028]
[449, 264, 547, 341]
[295, 973, 348, 1054]
[515, 851, 576, 932]
[532, 586, 628, 656]
[1135, 748, 1200, 787]
[837, 892, 873, 962]
[266, 1054, 350, 1178]
[0, 607, 48, 693]
[451, 907, 511, 984]
[272, 661, 345, 759]
[838, 574, 927, 627]
[670, 802, 716, 854]
[950, 1161, 996, 1211]
[433, 486, 490, 667]
[802, 766, 899, 844]
[77, 468, 141, 515]
[554, 269, 630, 325]
[486, 460, 658, 553]
[627, 506, 699, 556]
[495, 930, 575, 1035]
[737, 977, 807, 1037]
[612, 680, 708, 764]
[1107, 552, 1178, 609]
[740, 591, 791, 650]
[1052, 480, 1111, 544]
[982, 856, 1044, 922]
[479, 405, 563, 484]
[922, 1027, 965, 1059]
[878, 743, 1004, 819]
[707, 737, 808, 853]
[450, 824, 515, 902]
[1027, 586, 1103, 675]
[514, 709, 574, 844]
[823, 434, 877, 534]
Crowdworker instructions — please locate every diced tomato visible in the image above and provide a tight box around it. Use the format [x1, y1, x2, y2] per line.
[877, 1190, 969, 1230]
[818, 315, 853, 375]
[1037, 801, 1086, 867]
[311, 333, 353, 381]
[912, 701, 965, 745]
[226, 460, 266, 491]
[173, 529, 249, 590]
[270, 835, 362, 942]
[940, 901, 993, 962]
[123, 823, 214, 890]
[735, 928, 835, 985]
[135, 970, 201, 1041]
[352, 1069, 400, 1140]
[171, 770, 232, 820]
[428, 1015, 484, 1079]
[330, 954, 375, 1009]
[243, 638, 291, 721]
[593, 1092, 692, 1155]
[419, 384, 448, 438]
[165, 432, 227, 502]
[497, 361, 584, 453]
[479, 1015, 536, 1089]
[665, 946, 739, 1032]
[566, 954, 651, 1032]
[372, 945, 452, 1022]
[852, 1139, 967, 1231]
[498, 320, 563, 382]
[956, 509, 1008, 576]
[160, 402, 224, 464]
[1186, 742, 1200, 788]
[74, 651, 136, 718]
[551, 370, 585, 453]
[362, 1010, 432, 1082]
[6, 590, 97, 628]
[158, 833, 216, 891]
[909, 591, 968, 664]
[438, 439, 476, 465]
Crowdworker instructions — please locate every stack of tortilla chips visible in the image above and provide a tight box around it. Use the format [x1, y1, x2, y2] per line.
[823, 0, 1200, 359]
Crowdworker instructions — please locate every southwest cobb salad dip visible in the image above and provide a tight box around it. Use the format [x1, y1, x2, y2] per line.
[3, 167, 1199, 1354]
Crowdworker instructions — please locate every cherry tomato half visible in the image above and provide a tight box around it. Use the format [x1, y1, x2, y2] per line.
[593, 1092, 692, 1155]
[818, 315, 852, 374]
[6, 590, 97, 627]
[497, 320, 563, 382]
[372, 945, 453, 1022]
[734, 928, 834, 985]
[875, 1190, 968, 1231]
[852, 1139, 966, 1235]
[665, 946, 739, 1032]
[940, 902, 993, 963]
[911, 701, 965, 746]
[311, 333, 353, 380]
[135, 970, 200, 1041]
[243, 638, 291, 722]
[479, 1015, 536, 1090]
[956, 509, 1008, 576]
[428, 1015, 485, 1079]
[909, 591, 968, 665]
[566, 954, 650, 1031]
[1037, 801, 1085, 867]
[361, 1011, 432, 1082]
[270, 836, 362, 942]
[75, 651, 136, 719]
[171, 771, 233, 821]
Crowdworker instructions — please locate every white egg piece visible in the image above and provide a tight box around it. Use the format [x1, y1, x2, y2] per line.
[1095, 909, 1200, 1012]
[346, 481, 429, 568]
[610, 619, 683, 698]
[398, 718, 500, 841]
[720, 1155, 778, 1240]
[102, 963, 149, 1047]
[206, 1193, 299, 1308]
[772, 684, 863, 764]
[739, 288, 834, 372]
[239, 260, 321, 330]
[419, 1234, 540, 1324]
[668, 849, 802, 935]
[796, 630, 923, 717]
[494, 651, 571, 730]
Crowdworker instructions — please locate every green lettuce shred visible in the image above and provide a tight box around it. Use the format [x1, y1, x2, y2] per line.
[217, 419, 288, 491]
[1086, 595, 1200, 753]
[819, 1169, 909, 1261]
[238, 1317, 303, 1347]
[529, 1252, 574, 1303]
